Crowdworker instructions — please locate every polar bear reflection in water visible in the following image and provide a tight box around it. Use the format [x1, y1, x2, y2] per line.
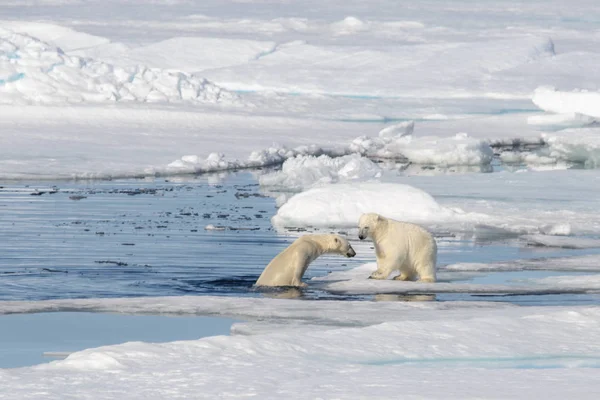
[255, 213, 437, 288]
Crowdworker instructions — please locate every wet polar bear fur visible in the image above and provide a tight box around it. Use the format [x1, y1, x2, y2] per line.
[358, 213, 437, 282]
[256, 234, 356, 287]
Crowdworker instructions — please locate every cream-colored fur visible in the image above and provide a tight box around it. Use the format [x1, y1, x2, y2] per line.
[358, 213, 437, 282]
[255, 234, 356, 287]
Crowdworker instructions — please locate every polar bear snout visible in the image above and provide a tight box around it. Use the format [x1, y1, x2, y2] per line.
[346, 246, 356, 258]
[358, 228, 368, 240]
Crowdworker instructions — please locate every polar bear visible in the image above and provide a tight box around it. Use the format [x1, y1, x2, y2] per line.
[255, 234, 356, 287]
[358, 213, 437, 282]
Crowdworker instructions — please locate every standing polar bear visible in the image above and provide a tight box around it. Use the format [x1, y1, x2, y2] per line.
[255, 234, 356, 287]
[358, 213, 437, 282]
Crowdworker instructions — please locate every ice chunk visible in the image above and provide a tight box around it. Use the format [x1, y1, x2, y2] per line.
[542, 129, 600, 167]
[166, 153, 241, 175]
[349, 128, 493, 166]
[258, 154, 381, 191]
[247, 144, 328, 168]
[378, 121, 414, 138]
[533, 87, 600, 119]
[386, 133, 494, 166]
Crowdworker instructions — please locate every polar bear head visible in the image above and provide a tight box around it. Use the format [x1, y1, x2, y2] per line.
[358, 212, 384, 240]
[322, 234, 356, 257]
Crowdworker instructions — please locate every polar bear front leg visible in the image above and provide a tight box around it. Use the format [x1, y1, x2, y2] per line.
[289, 254, 311, 287]
[369, 257, 402, 280]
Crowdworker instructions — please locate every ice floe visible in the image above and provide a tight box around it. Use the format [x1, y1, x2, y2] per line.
[314, 262, 600, 295]
[271, 182, 488, 229]
[522, 234, 600, 249]
[444, 254, 600, 272]
[1, 296, 600, 398]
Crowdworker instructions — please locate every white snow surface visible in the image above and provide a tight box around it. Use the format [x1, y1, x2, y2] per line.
[1, 296, 600, 399]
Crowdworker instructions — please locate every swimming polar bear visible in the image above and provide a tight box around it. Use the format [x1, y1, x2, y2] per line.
[255, 234, 356, 287]
[358, 213, 437, 282]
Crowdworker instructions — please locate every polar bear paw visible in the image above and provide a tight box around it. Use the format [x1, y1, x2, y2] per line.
[369, 271, 388, 280]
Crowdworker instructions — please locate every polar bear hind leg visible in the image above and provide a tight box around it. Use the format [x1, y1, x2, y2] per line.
[393, 259, 417, 281]
[413, 257, 436, 283]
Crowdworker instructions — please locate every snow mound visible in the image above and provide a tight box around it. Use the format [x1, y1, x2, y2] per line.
[533, 87, 600, 119]
[271, 182, 473, 228]
[0, 29, 237, 105]
[259, 154, 382, 191]
[349, 127, 493, 166]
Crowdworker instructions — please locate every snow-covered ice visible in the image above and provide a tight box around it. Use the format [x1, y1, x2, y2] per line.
[271, 169, 600, 235]
[533, 87, 600, 119]
[0, 29, 237, 105]
[314, 262, 600, 295]
[444, 254, 600, 272]
[271, 182, 483, 229]
[349, 128, 494, 166]
[1, 296, 600, 398]
[258, 154, 382, 191]
[522, 234, 600, 249]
